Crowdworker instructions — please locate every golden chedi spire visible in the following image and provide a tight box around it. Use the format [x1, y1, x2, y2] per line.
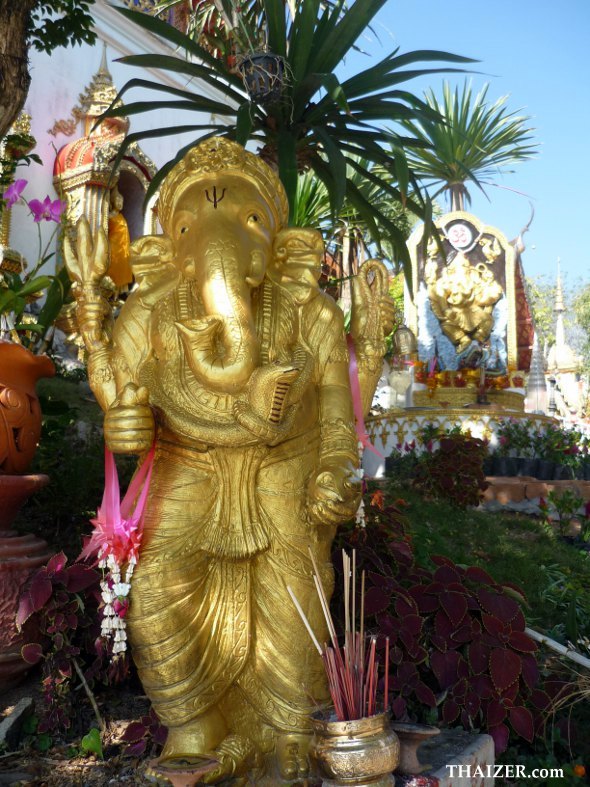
[74, 43, 128, 135]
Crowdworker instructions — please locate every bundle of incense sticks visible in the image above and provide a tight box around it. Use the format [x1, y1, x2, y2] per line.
[287, 548, 390, 721]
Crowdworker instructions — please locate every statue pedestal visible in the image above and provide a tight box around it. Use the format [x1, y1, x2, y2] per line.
[363, 409, 555, 479]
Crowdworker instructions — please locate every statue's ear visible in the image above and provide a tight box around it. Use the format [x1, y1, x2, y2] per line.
[130, 235, 174, 278]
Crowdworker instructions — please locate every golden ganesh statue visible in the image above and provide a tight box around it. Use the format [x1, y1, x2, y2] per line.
[64, 138, 393, 784]
[424, 249, 503, 355]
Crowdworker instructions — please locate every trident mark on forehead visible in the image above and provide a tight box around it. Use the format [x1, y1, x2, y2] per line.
[205, 186, 226, 208]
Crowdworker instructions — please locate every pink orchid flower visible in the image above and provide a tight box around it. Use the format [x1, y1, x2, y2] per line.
[2, 179, 27, 207]
[29, 196, 66, 223]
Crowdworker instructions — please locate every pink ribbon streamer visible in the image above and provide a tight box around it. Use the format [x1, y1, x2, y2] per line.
[347, 335, 383, 458]
[80, 444, 155, 564]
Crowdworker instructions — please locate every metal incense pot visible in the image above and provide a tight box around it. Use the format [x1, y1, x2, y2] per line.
[310, 710, 400, 787]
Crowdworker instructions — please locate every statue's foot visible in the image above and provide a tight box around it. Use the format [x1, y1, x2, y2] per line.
[200, 733, 259, 784]
[277, 733, 311, 782]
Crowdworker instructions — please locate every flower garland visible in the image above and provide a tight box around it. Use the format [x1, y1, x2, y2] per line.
[99, 554, 134, 655]
[80, 444, 155, 659]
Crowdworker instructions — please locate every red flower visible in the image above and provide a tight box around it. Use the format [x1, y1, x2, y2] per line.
[113, 598, 129, 618]
[371, 489, 385, 510]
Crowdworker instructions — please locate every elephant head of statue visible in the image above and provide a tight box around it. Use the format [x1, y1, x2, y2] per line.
[156, 138, 289, 396]
[268, 227, 325, 306]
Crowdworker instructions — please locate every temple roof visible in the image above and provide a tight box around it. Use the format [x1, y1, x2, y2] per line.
[53, 45, 152, 181]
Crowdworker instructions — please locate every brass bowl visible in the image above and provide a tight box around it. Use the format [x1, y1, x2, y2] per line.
[310, 711, 399, 786]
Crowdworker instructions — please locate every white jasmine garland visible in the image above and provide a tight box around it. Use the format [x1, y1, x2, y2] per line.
[97, 554, 133, 657]
[112, 582, 131, 596]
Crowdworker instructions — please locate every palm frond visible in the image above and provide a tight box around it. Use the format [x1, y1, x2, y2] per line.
[401, 80, 538, 209]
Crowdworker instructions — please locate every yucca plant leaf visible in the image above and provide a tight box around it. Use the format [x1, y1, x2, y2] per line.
[292, 72, 346, 118]
[114, 56, 246, 104]
[263, 0, 287, 57]
[105, 74, 231, 105]
[344, 154, 423, 218]
[341, 50, 476, 98]
[288, 0, 321, 82]
[101, 98, 238, 119]
[292, 169, 330, 228]
[401, 80, 538, 209]
[311, 126, 347, 216]
[113, 5, 242, 83]
[236, 102, 254, 146]
[392, 147, 410, 206]
[277, 132, 298, 223]
[308, 0, 386, 75]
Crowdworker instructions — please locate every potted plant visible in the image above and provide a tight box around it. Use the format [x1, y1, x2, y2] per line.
[500, 418, 539, 478]
[493, 419, 518, 477]
[0, 175, 69, 689]
[536, 423, 582, 481]
[532, 428, 556, 481]
[1, 177, 70, 470]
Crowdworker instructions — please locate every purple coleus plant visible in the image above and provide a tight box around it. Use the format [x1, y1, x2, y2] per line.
[120, 707, 168, 757]
[333, 496, 557, 755]
[17, 552, 121, 735]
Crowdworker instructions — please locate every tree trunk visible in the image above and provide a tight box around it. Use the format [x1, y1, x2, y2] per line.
[338, 228, 352, 314]
[0, 0, 36, 139]
[449, 183, 467, 212]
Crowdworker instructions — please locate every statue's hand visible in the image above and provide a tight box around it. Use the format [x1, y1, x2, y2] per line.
[233, 363, 301, 444]
[104, 383, 155, 454]
[64, 216, 109, 287]
[307, 461, 361, 526]
[350, 259, 395, 346]
[64, 217, 111, 352]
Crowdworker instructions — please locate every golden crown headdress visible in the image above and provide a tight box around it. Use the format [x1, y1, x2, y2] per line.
[157, 137, 289, 232]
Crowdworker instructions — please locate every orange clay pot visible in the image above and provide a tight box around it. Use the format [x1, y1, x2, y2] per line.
[0, 341, 55, 475]
[0, 474, 52, 690]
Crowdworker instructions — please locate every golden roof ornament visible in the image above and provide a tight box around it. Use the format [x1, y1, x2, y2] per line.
[73, 43, 126, 131]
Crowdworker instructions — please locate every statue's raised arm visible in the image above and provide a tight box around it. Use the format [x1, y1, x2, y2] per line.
[63, 218, 115, 410]
[350, 258, 396, 416]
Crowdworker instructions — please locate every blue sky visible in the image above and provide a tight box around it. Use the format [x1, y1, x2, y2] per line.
[339, 0, 590, 285]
